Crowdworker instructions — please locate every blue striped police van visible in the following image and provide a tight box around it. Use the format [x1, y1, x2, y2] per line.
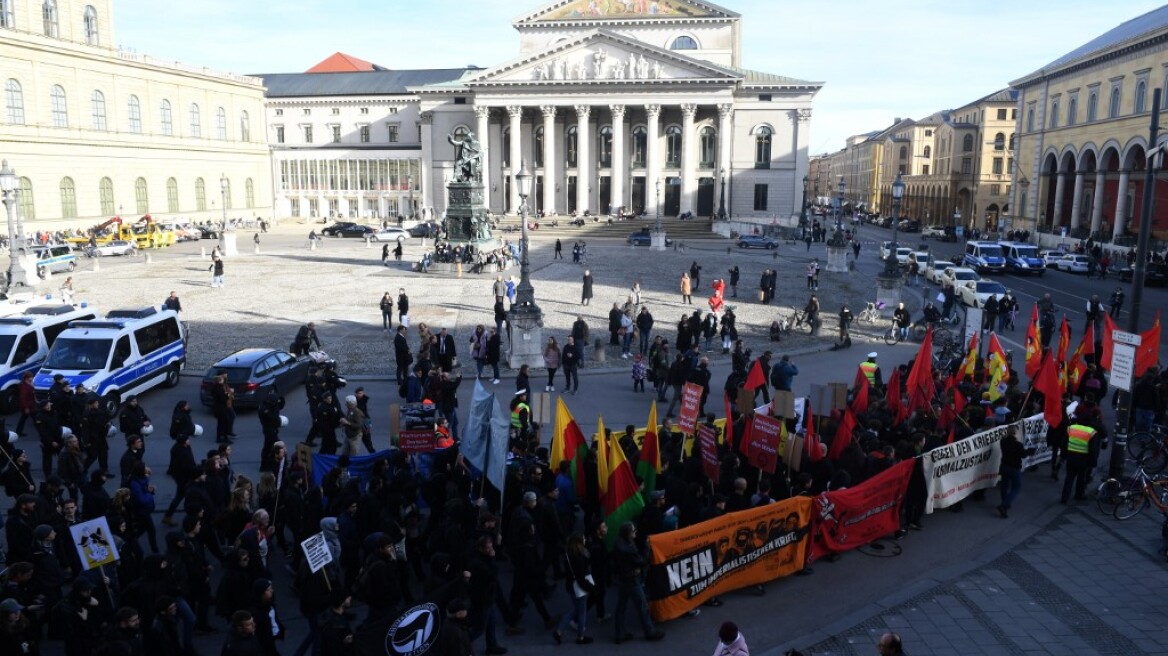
[0, 304, 98, 412]
[34, 307, 186, 414]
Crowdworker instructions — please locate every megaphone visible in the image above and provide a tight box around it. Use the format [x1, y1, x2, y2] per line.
[279, 415, 289, 428]
[193, 424, 204, 437]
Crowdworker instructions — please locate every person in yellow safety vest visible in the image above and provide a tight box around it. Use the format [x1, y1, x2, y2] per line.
[859, 352, 883, 389]
[1061, 422, 1101, 504]
[510, 389, 531, 434]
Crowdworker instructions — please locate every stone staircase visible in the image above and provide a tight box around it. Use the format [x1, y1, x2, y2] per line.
[491, 214, 719, 243]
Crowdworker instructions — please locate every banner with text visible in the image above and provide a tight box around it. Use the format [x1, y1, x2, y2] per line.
[678, 383, 703, 433]
[646, 496, 812, 621]
[922, 424, 1005, 512]
[1019, 413, 1051, 469]
[808, 459, 914, 563]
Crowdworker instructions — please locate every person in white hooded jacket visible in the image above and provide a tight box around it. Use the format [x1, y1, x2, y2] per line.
[713, 621, 749, 656]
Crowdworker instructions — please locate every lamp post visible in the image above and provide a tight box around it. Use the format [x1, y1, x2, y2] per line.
[651, 177, 666, 251]
[1019, 176, 1031, 238]
[836, 175, 846, 231]
[408, 174, 415, 220]
[717, 166, 727, 221]
[508, 162, 544, 368]
[800, 176, 809, 229]
[219, 174, 229, 230]
[218, 174, 238, 256]
[0, 160, 29, 292]
[881, 173, 905, 279]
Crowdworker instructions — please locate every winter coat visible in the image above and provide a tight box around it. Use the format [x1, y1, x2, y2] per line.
[712, 633, 750, 656]
[681, 276, 692, 295]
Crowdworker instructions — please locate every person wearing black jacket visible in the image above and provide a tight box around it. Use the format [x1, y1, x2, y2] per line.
[258, 388, 285, 462]
[161, 434, 196, 527]
[80, 395, 113, 478]
[997, 427, 1027, 518]
[248, 579, 284, 656]
[169, 400, 196, 440]
[34, 399, 62, 480]
[635, 307, 655, 355]
[466, 535, 520, 655]
[561, 337, 581, 395]
[553, 532, 596, 645]
[393, 326, 413, 387]
[316, 591, 355, 656]
[356, 535, 403, 625]
[436, 327, 457, 373]
[611, 522, 664, 643]
[293, 323, 321, 356]
[586, 520, 611, 622]
[397, 288, 410, 326]
[688, 356, 712, 415]
[118, 395, 151, 437]
[144, 596, 184, 656]
[728, 265, 740, 297]
[313, 393, 341, 455]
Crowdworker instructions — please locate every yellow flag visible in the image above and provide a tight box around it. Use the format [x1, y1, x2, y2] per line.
[596, 415, 609, 498]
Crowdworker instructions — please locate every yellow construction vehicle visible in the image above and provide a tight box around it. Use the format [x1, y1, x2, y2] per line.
[128, 215, 176, 249]
[66, 217, 127, 249]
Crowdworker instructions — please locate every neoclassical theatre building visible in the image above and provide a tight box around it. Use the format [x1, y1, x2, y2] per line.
[263, 0, 821, 221]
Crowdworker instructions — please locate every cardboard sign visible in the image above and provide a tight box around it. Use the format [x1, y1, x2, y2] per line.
[296, 442, 314, 482]
[678, 383, 703, 433]
[772, 390, 795, 418]
[300, 532, 334, 573]
[71, 517, 120, 571]
[698, 424, 720, 484]
[399, 429, 436, 453]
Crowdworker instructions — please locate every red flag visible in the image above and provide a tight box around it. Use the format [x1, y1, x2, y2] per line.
[1135, 312, 1161, 377]
[744, 359, 766, 390]
[851, 375, 870, 414]
[805, 399, 825, 463]
[906, 327, 935, 412]
[953, 387, 967, 414]
[946, 426, 956, 444]
[1025, 305, 1042, 378]
[828, 409, 857, 460]
[853, 364, 867, 390]
[1100, 313, 1118, 370]
[886, 367, 906, 423]
[1035, 353, 1064, 428]
[723, 393, 735, 449]
[1057, 316, 1070, 393]
[1067, 322, 1094, 393]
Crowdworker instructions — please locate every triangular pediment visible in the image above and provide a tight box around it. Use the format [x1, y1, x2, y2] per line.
[515, 0, 739, 25]
[467, 30, 740, 86]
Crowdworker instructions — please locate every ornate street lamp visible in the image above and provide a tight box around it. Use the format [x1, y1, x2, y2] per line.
[655, 178, 664, 234]
[0, 160, 29, 292]
[717, 166, 727, 221]
[408, 174, 415, 220]
[510, 162, 540, 322]
[836, 175, 846, 231]
[219, 174, 230, 231]
[881, 173, 905, 278]
[800, 175, 809, 228]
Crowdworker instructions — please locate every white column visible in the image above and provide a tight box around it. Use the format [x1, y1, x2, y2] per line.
[610, 104, 626, 214]
[475, 105, 491, 211]
[541, 106, 557, 215]
[1052, 171, 1067, 228]
[1089, 169, 1106, 235]
[1069, 169, 1086, 230]
[1113, 169, 1131, 240]
[680, 103, 697, 215]
[419, 111, 433, 213]
[718, 103, 733, 216]
[507, 105, 523, 215]
[645, 104, 661, 196]
[575, 105, 591, 214]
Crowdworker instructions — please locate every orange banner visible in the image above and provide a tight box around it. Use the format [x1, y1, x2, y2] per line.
[645, 496, 812, 621]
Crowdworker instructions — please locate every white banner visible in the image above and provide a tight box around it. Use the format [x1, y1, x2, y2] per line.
[71, 517, 120, 571]
[922, 424, 1006, 513]
[1019, 413, 1052, 469]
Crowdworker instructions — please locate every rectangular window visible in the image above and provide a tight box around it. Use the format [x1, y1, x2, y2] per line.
[331, 108, 340, 115]
[996, 108, 1007, 120]
[387, 124, 399, 143]
[753, 184, 768, 211]
[922, 165, 930, 176]
[275, 126, 284, 143]
[1011, 109, 1017, 119]
[1026, 108, 1034, 132]
[453, 97, 467, 105]
[961, 158, 972, 174]
[360, 107, 369, 115]
[304, 125, 313, 143]
[924, 130, 932, 137]
[417, 124, 422, 142]
[332, 125, 341, 143]
[303, 108, 311, 116]
[990, 184, 1001, 196]
[992, 157, 1004, 174]
[758, 94, 772, 101]
[275, 109, 283, 116]
[360, 125, 370, 143]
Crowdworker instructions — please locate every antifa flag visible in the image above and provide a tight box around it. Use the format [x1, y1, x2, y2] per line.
[354, 602, 442, 656]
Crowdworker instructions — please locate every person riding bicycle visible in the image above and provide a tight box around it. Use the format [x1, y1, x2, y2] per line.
[893, 303, 911, 342]
[921, 303, 941, 327]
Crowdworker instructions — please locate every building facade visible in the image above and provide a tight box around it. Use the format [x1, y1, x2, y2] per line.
[262, 0, 822, 222]
[1, 0, 272, 229]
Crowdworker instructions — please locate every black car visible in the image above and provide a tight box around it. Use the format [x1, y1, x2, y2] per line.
[199, 348, 310, 409]
[198, 225, 220, 239]
[627, 230, 674, 247]
[1118, 262, 1168, 286]
[407, 221, 439, 238]
[321, 222, 375, 238]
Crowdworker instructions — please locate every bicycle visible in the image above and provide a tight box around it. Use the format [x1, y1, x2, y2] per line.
[1113, 466, 1168, 520]
[1126, 424, 1168, 474]
[883, 321, 906, 346]
[857, 301, 885, 324]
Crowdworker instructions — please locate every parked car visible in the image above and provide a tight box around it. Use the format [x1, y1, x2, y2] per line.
[627, 230, 674, 247]
[1041, 248, 1069, 268]
[321, 222, 375, 238]
[199, 348, 310, 410]
[197, 225, 220, 240]
[408, 222, 438, 238]
[1118, 262, 1168, 286]
[31, 245, 77, 278]
[922, 225, 947, 239]
[898, 219, 921, 232]
[958, 279, 1009, 308]
[1056, 254, 1092, 274]
[92, 240, 138, 257]
[942, 267, 980, 288]
[925, 260, 956, 285]
[737, 235, 779, 249]
[371, 227, 410, 242]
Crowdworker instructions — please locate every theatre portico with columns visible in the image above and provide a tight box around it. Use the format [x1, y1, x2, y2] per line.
[264, 0, 821, 224]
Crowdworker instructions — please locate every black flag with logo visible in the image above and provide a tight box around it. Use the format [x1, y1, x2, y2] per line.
[354, 602, 442, 656]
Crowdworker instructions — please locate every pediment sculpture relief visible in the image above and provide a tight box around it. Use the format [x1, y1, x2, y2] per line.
[532, 47, 665, 81]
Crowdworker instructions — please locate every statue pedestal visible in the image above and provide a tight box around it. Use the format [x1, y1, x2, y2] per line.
[875, 275, 903, 318]
[508, 325, 545, 371]
[825, 245, 850, 273]
[219, 232, 238, 257]
[651, 230, 668, 251]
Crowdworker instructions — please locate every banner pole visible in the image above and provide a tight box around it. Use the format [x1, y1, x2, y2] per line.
[0, 444, 33, 491]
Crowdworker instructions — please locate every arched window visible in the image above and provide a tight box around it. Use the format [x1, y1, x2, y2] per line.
[166, 177, 179, 213]
[1049, 101, 1059, 128]
[83, 5, 99, 45]
[1008, 133, 1015, 150]
[898, 145, 907, 160]
[598, 126, 613, 167]
[1067, 98, 1077, 125]
[632, 125, 647, 167]
[501, 127, 511, 167]
[962, 134, 974, 152]
[534, 127, 544, 167]
[566, 126, 578, 167]
[753, 126, 771, 168]
[1136, 81, 1147, 113]
[90, 90, 106, 131]
[922, 145, 932, 159]
[4, 79, 24, 125]
[49, 85, 67, 128]
[1087, 92, 1098, 122]
[42, 0, 58, 37]
[666, 125, 682, 167]
[59, 177, 76, 218]
[215, 107, 227, 140]
[222, 178, 232, 210]
[1109, 88, 1121, 118]
[127, 95, 141, 133]
[240, 111, 250, 141]
[134, 177, 148, 214]
[246, 178, 255, 208]
[993, 132, 1005, 151]
[189, 103, 201, 138]
[699, 126, 716, 168]
[195, 178, 206, 211]
[670, 35, 698, 50]
[1, 0, 13, 28]
[18, 177, 33, 220]
[99, 177, 114, 215]
[160, 99, 173, 136]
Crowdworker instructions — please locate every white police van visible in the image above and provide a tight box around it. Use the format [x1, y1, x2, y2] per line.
[0, 304, 98, 412]
[1000, 241, 1047, 276]
[34, 307, 186, 414]
[963, 241, 1007, 274]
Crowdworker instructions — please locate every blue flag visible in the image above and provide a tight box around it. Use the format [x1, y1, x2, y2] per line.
[462, 381, 510, 492]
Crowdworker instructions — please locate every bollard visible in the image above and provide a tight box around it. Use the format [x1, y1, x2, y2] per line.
[145, 253, 153, 264]
[254, 244, 260, 255]
[365, 237, 372, 249]
[593, 337, 606, 363]
[93, 258, 100, 272]
[456, 261, 462, 277]
[200, 247, 206, 259]
[310, 239, 317, 251]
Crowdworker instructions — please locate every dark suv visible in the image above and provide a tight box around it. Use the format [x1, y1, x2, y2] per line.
[1118, 262, 1168, 286]
[321, 222, 375, 238]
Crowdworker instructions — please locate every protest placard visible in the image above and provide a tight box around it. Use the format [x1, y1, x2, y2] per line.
[300, 532, 334, 574]
[70, 517, 120, 571]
